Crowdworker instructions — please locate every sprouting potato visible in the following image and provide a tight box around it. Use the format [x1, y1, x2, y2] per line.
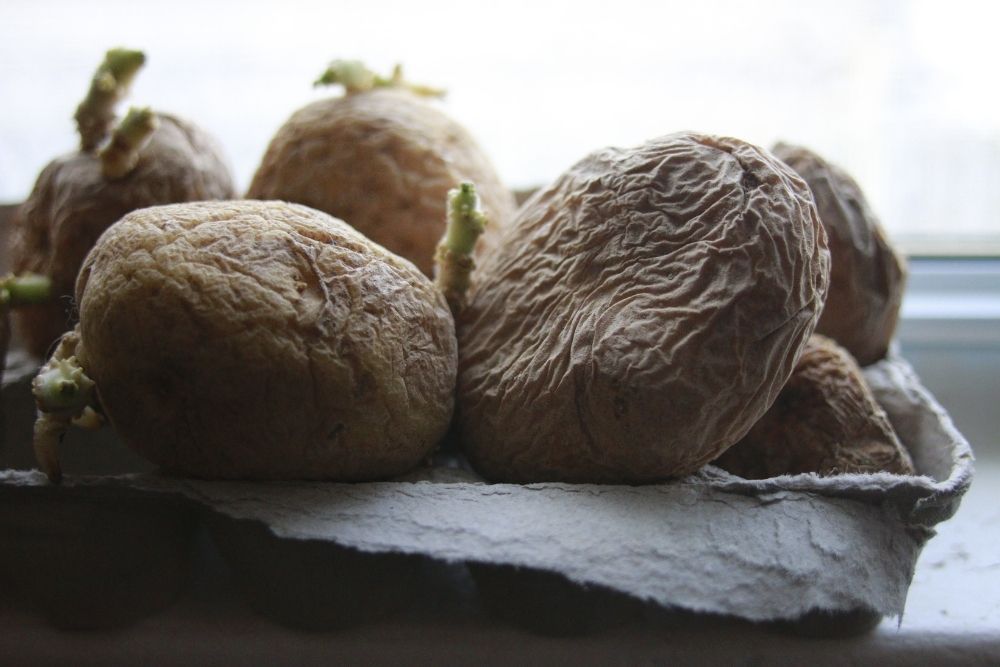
[713, 335, 916, 478]
[246, 60, 516, 277]
[31, 200, 457, 483]
[456, 131, 831, 483]
[771, 143, 906, 366]
[10, 48, 236, 358]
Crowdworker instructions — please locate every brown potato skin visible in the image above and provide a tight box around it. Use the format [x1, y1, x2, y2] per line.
[246, 89, 516, 277]
[74, 201, 457, 480]
[457, 132, 830, 483]
[713, 335, 915, 478]
[772, 143, 906, 366]
[10, 114, 236, 358]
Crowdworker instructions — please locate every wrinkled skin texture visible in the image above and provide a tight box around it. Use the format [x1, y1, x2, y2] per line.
[713, 335, 915, 478]
[10, 114, 236, 358]
[74, 201, 457, 480]
[246, 89, 516, 277]
[458, 132, 831, 483]
[772, 143, 906, 366]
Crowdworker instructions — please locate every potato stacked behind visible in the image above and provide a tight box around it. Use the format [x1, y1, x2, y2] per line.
[713, 334, 916, 478]
[247, 67, 516, 278]
[11, 49, 236, 358]
[772, 143, 906, 366]
[711, 144, 915, 481]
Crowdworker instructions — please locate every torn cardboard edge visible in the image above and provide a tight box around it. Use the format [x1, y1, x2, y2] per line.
[0, 354, 975, 623]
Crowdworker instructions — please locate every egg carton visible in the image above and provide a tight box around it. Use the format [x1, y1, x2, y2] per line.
[0, 348, 974, 635]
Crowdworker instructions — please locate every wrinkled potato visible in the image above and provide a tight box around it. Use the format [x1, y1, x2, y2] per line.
[713, 335, 915, 478]
[247, 72, 516, 277]
[772, 143, 906, 366]
[42, 200, 456, 481]
[11, 49, 236, 358]
[457, 132, 830, 483]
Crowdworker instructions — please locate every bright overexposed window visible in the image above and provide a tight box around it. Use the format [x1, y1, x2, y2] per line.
[1, 0, 997, 254]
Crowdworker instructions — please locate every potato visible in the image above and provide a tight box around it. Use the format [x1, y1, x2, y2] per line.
[33, 200, 456, 481]
[246, 62, 516, 277]
[771, 143, 906, 366]
[11, 50, 236, 358]
[713, 335, 915, 478]
[456, 132, 830, 483]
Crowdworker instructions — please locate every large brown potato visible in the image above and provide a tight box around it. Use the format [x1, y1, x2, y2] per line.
[11, 113, 236, 358]
[772, 143, 906, 366]
[246, 88, 516, 276]
[713, 334, 915, 478]
[67, 200, 456, 480]
[457, 132, 830, 483]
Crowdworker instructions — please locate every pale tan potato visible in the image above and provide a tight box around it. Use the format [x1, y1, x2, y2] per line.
[772, 143, 906, 366]
[71, 200, 457, 480]
[457, 132, 831, 483]
[11, 114, 236, 358]
[246, 88, 516, 276]
[713, 335, 915, 478]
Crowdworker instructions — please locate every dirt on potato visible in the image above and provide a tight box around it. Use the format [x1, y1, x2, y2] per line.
[72, 200, 457, 480]
[247, 88, 516, 277]
[11, 114, 236, 358]
[772, 143, 906, 366]
[456, 131, 830, 483]
[713, 335, 915, 478]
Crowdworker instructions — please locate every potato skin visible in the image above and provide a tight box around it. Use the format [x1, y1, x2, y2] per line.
[11, 114, 236, 358]
[772, 143, 906, 366]
[246, 89, 516, 276]
[713, 335, 915, 478]
[457, 132, 830, 483]
[74, 200, 457, 480]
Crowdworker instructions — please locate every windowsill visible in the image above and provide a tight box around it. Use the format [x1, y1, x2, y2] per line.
[899, 257, 1000, 347]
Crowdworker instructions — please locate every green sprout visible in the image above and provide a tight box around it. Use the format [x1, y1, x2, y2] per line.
[32, 356, 96, 414]
[74, 47, 146, 152]
[0, 273, 51, 307]
[314, 59, 445, 98]
[434, 182, 487, 314]
[100, 106, 159, 179]
[30, 332, 103, 484]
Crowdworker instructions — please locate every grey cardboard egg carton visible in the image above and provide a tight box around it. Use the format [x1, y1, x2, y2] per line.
[0, 343, 974, 635]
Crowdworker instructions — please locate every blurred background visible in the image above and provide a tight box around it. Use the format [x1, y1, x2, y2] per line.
[1, 0, 998, 255]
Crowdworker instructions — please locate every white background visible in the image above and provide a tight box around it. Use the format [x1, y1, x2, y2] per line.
[1, 0, 999, 252]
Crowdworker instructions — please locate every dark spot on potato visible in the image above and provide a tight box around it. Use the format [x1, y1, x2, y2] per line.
[741, 169, 761, 190]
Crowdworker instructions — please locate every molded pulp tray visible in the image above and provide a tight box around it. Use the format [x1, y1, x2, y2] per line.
[0, 350, 974, 633]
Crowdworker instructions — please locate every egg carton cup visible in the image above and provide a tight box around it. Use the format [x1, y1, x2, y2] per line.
[0, 349, 974, 633]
